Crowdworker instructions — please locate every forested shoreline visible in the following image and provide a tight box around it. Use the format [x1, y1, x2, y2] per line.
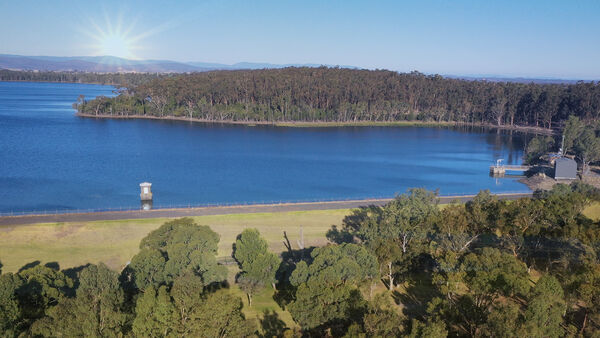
[0, 69, 166, 87]
[75, 67, 600, 128]
[1, 184, 600, 337]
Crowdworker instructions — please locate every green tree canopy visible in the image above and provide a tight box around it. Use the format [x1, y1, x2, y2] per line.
[343, 188, 439, 290]
[127, 218, 227, 290]
[233, 229, 281, 306]
[288, 243, 377, 332]
[16, 265, 73, 325]
[461, 247, 530, 307]
[132, 285, 177, 337]
[0, 273, 23, 336]
[523, 275, 566, 338]
[30, 263, 126, 337]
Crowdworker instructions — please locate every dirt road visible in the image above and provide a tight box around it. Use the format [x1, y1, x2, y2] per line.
[0, 193, 532, 226]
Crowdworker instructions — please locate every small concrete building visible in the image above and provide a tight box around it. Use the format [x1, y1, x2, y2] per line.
[140, 182, 153, 210]
[554, 157, 577, 180]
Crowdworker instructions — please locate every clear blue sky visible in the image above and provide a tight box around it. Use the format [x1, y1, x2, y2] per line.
[1, 0, 599, 79]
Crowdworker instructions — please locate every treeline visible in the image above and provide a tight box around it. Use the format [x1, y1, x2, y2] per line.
[0, 69, 165, 87]
[76, 67, 600, 128]
[1, 184, 600, 337]
[525, 116, 600, 169]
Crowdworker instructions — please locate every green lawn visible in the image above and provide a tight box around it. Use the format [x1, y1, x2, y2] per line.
[0, 209, 349, 273]
[583, 202, 600, 221]
[0, 210, 347, 332]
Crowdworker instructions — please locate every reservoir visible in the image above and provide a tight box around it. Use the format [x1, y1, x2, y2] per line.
[0, 81, 530, 213]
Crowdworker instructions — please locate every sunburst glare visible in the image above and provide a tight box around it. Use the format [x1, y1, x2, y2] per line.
[78, 7, 185, 61]
[80, 12, 143, 60]
[99, 33, 132, 58]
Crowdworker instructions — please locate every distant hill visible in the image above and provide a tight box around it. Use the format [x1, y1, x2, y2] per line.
[0, 54, 591, 83]
[444, 74, 583, 85]
[0, 54, 208, 73]
[187, 61, 356, 70]
[0, 54, 353, 73]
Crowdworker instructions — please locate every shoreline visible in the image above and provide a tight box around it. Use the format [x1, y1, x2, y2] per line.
[0, 192, 532, 226]
[76, 113, 555, 134]
[0, 79, 120, 86]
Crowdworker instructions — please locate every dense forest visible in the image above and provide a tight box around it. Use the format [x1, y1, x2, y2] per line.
[1, 184, 600, 337]
[0, 69, 164, 87]
[75, 67, 600, 128]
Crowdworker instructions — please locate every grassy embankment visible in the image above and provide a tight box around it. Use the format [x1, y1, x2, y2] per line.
[0, 209, 348, 328]
[1, 204, 598, 329]
[0, 209, 349, 273]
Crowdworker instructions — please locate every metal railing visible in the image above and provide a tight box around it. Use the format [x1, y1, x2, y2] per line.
[0, 190, 533, 217]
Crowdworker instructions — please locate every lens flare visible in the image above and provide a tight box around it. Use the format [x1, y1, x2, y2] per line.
[79, 7, 182, 61]
[80, 12, 141, 60]
[99, 34, 131, 58]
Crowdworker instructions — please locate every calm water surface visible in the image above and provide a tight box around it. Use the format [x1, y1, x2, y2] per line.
[0, 81, 530, 212]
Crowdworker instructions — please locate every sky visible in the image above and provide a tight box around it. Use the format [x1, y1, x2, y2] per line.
[1, 0, 599, 79]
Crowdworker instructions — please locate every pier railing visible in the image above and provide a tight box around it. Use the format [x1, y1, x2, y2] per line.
[0, 191, 532, 217]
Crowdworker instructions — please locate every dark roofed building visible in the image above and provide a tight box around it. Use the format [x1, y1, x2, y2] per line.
[554, 157, 577, 180]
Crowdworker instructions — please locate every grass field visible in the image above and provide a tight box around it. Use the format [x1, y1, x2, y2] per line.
[0, 209, 349, 273]
[0, 209, 349, 331]
[583, 202, 600, 221]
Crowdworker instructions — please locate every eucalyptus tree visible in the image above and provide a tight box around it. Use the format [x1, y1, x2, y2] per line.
[563, 115, 585, 155]
[233, 228, 280, 306]
[288, 243, 378, 332]
[523, 275, 566, 338]
[344, 188, 439, 290]
[575, 126, 600, 174]
[16, 264, 73, 327]
[30, 263, 126, 337]
[0, 273, 22, 336]
[126, 217, 227, 291]
[131, 285, 177, 337]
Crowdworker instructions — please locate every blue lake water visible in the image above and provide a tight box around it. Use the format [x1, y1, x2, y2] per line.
[0, 81, 531, 213]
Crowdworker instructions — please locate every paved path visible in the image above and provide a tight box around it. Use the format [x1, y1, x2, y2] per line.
[0, 193, 532, 226]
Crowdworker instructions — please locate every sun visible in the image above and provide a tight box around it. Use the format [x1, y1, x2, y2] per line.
[82, 14, 142, 60]
[100, 34, 132, 58]
[81, 10, 172, 60]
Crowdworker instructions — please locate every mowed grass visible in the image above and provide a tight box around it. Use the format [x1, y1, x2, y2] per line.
[0, 209, 350, 273]
[583, 202, 600, 221]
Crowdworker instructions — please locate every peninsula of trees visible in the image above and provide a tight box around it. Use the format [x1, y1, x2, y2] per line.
[74, 67, 600, 128]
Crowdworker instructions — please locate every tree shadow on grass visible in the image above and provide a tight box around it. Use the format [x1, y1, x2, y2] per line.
[325, 225, 354, 244]
[274, 246, 315, 309]
[260, 309, 287, 338]
[18, 261, 41, 273]
[392, 272, 441, 318]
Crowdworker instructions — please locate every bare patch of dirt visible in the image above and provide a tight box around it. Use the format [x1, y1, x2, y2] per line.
[103, 256, 125, 271]
[519, 173, 559, 191]
[54, 223, 85, 239]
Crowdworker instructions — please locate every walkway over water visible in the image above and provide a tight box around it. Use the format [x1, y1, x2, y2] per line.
[490, 164, 533, 176]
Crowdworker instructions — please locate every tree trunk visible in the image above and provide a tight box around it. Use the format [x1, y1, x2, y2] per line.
[387, 261, 394, 290]
[581, 310, 588, 334]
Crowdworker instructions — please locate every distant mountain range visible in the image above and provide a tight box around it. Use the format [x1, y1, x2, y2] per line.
[0, 54, 587, 84]
[0, 54, 355, 73]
